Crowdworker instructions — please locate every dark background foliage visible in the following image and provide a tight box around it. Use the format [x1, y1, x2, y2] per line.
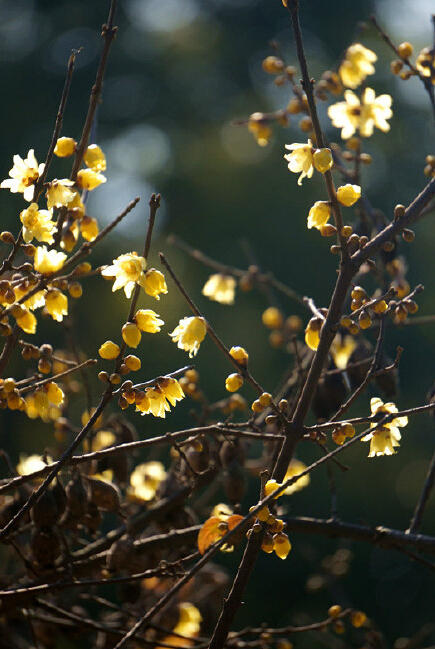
[0, 0, 434, 645]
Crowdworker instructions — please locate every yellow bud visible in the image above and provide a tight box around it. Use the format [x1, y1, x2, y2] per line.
[259, 392, 272, 407]
[262, 307, 284, 329]
[328, 604, 342, 618]
[251, 399, 264, 413]
[305, 317, 323, 351]
[122, 322, 141, 348]
[124, 355, 141, 371]
[398, 41, 413, 58]
[229, 346, 249, 366]
[68, 281, 83, 298]
[332, 429, 346, 446]
[358, 311, 372, 329]
[262, 56, 284, 74]
[372, 299, 388, 314]
[264, 479, 282, 499]
[313, 148, 333, 173]
[350, 610, 367, 628]
[83, 144, 106, 172]
[336, 184, 361, 207]
[99, 341, 120, 360]
[225, 373, 244, 392]
[273, 533, 291, 559]
[54, 137, 76, 157]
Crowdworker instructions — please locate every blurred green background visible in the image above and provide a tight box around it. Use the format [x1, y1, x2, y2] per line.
[1, 0, 435, 646]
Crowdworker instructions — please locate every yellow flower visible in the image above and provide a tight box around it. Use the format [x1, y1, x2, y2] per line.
[305, 316, 323, 351]
[273, 532, 292, 560]
[101, 252, 147, 298]
[202, 274, 236, 305]
[134, 309, 164, 333]
[45, 289, 68, 322]
[170, 316, 207, 357]
[77, 168, 106, 191]
[328, 88, 392, 139]
[122, 322, 142, 348]
[16, 453, 53, 476]
[339, 43, 377, 89]
[312, 148, 333, 173]
[20, 203, 57, 244]
[45, 381, 65, 406]
[336, 184, 361, 207]
[307, 201, 331, 230]
[283, 459, 310, 495]
[173, 603, 202, 637]
[264, 479, 282, 499]
[83, 144, 106, 172]
[229, 346, 249, 366]
[248, 113, 273, 147]
[99, 341, 120, 360]
[143, 268, 168, 299]
[84, 430, 116, 452]
[416, 47, 435, 83]
[284, 139, 314, 185]
[262, 307, 283, 329]
[54, 137, 76, 157]
[128, 461, 167, 502]
[1, 149, 45, 202]
[361, 397, 408, 457]
[46, 179, 76, 209]
[80, 216, 99, 241]
[136, 386, 170, 418]
[15, 307, 37, 334]
[68, 190, 86, 218]
[158, 377, 185, 406]
[34, 246, 67, 274]
[330, 333, 357, 369]
[225, 373, 244, 392]
[14, 286, 46, 311]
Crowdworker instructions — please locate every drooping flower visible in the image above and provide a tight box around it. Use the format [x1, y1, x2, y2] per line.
[13, 285, 46, 311]
[361, 397, 408, 457]
[328, 88, 392, 139]
[339, 43, 377, 89]
[80, 216, 99, 241]
[134, 309, 164, 333]
[46, 179, 76, 209]
[16, 453, 53, 476]
[283, 459, 310, 495]
[128, 461, 167, 502]
[15, 307, 37, 334]
[77, 168, 106, 191]
[54, 137, 76, 157]
[143, 268, 168, 300]
[83, 144, 107, 172]
[336, 184, 361, 207]
[169, 316, 207, 357]
[416, 47, 435, 83]
[20, 203, 57, 244]
[34, 246, 67, 274]
[101, 252, 147, 298]
[1, 149, 45, 202]
[305, 316, 323, 351]
[307, 201, 331, 230]
[158, 377, 185, 406]
[202, 274, 236, 305]
[45, 289, 68, 322]
[284, 139, 314, 185]
[331, 333, 357, 369]
[137, 386, 170, 418]
[248, 113, 273, 147]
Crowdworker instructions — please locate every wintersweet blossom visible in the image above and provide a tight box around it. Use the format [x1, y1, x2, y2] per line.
[307, 201, 331, 230]
[330, 333, 357, 369]
[336, 184, 361, 207]
[34, 246, 67, 274]
[15, 307, 37, 334]
[46, 179, 76, 209]
[134, 309, 164, 333]
[14, 286, 46, 311]
[20, 203, 57, 244]
[361, 397, 408, 457]
[284, 140, 314, 185]
[328, 88, 392, 139]
[169, 316, 207, 357]
[101, 252, 147, 298]
[305, 317, 323, 351]
[77, 168, 106, 191]
[128, 461, 167, 502]
[143, 268, 168, 299]
[202, 273, 236, 305]
[339, 43, 377, 89]
[283, 459, 310, 495]
[159, 377, 185, 406]
[45, 289, 68, 322]
[1, 149, 44, 202]
[16, 454, 53, 476]
[83, 144, 106, 172]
